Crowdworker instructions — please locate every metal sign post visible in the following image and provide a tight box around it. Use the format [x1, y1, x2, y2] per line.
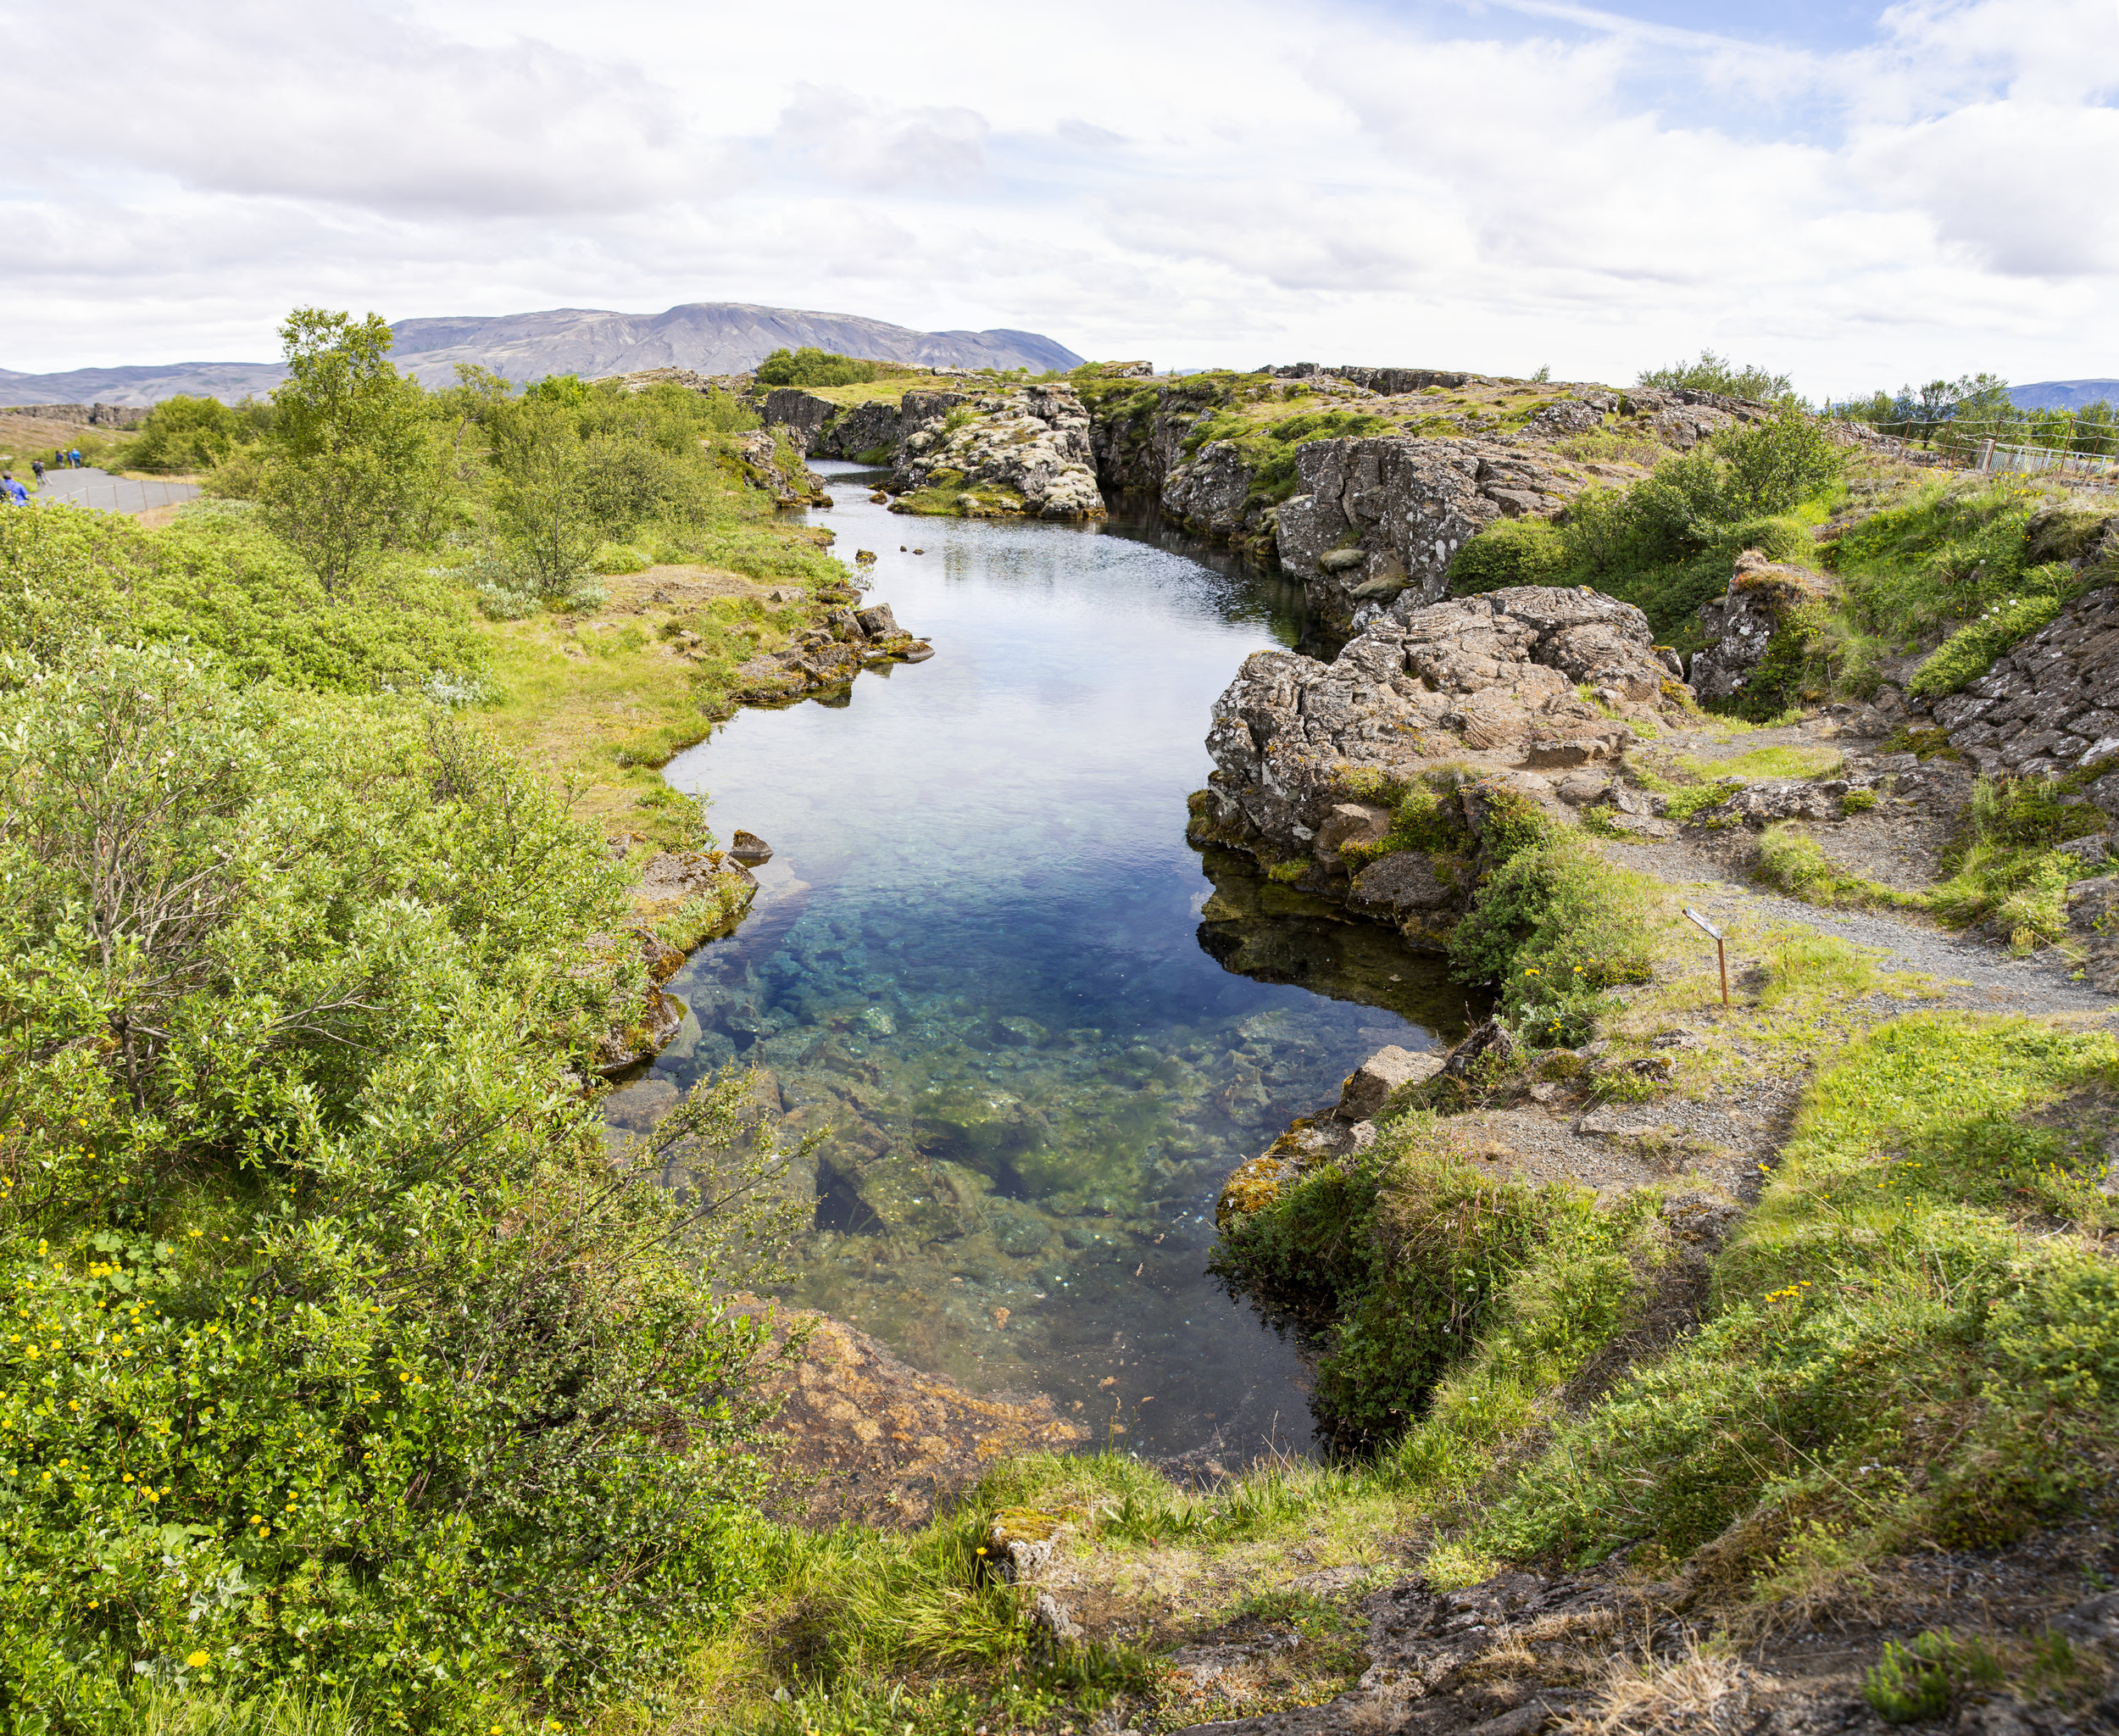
[1684, 907, 1729, 1006]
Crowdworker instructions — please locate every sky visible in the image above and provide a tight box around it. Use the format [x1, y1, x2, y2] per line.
[2, 0, 2114, 399]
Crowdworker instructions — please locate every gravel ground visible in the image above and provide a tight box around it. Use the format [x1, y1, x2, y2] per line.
[1610, 832, 2118, 1018]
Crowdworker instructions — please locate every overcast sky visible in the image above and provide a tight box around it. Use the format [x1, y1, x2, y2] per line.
[3, 0, 2114, 398]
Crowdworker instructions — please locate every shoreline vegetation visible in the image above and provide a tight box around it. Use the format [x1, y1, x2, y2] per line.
[3, 324, 2117, 1732]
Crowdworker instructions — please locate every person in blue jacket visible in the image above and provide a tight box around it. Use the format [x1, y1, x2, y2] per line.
[2, 472, 29, 505]
[68, 446, 83, 469]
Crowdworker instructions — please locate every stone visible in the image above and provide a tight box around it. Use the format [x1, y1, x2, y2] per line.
[1935, 581, 2119, 781]
[1336, 1045, 1444, 1120]
[1554, 770, 1611, 805]
[1275, 437, 1583, 628]
[1690, 549, 1829, 704]
[854, 602, 900, 637]
[728, 829, 773, 865]
[1312, 801, 1393, 865]
[1444, 1018, 1516, 1080]
[887, 384, 1105, 520]
[1204, 587, 1690, 859]
[1348, 851, 1456, 940]
[1031, 1590, 1083, 1645]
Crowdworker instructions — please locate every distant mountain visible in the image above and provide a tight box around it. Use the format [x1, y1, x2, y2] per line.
[2011, 378, 2119, 411]
[0, 302, 1087, 408]
[0, 359, 287, 409]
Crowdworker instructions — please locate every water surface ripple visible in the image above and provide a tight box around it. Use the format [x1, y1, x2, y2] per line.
[609, 464, 1467, 1462]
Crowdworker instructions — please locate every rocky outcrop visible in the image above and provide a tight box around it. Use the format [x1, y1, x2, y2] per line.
[1216, 1044, 1443, 1227]
[1161, 441, 1280, 560]
[731, 428, 829, 505]
[727, 598, 933, 702]
[1689, 549, 1830, 704]
[758, 388, 905, 464]
[0, 402, 146, 429]
[1201, 587, 1689, 865]
[1932, 544, 2119, 782]
[888, 384, 1105, 520]
[1275, 437, 1588, 630]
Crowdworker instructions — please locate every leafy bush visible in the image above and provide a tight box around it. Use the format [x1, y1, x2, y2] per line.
[1448, 519, 1570, 593]
[0, 501, 484, 693]
[1448, 829, 1658, 1043]
[112, 395, 252, 476]
[754, 348, 880, 388]
[1716, 410, 1846, 517]
[0, 644, 793, 1722]
[1636, 351, 1794, 403]
[254, 310, 448, 593]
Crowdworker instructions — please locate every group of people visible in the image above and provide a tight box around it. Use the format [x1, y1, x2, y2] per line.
[1, 446, 86, 504]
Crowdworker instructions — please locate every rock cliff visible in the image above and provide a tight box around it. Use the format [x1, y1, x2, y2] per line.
[1077, 370, 1790, 631]
[887, 383, 1105, 520]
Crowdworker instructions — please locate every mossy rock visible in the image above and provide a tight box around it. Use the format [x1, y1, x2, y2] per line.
[987, 1505, 1080, 1550]
[1216, 1155, 1294, 1229]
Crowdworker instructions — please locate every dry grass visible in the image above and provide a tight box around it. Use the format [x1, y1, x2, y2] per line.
[1560, 1637, 1755, 1736]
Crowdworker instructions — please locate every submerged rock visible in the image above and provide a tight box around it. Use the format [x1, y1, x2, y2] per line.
[728, 1301, 1086, 1529]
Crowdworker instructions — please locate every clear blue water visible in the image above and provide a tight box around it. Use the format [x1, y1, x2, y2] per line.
[606, 464, 1467, 1464]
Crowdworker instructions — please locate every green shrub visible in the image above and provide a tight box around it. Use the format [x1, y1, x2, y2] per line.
[754, 347, 880, 388]
[1448, 830, 1657, 1043]
[1636, 351, 1794, 403]
[1213, 1149, 1555, 1455]
[1716, 409, 1846, 517]
[1448, 519, 1571, 593]
[0, 501, 485, 693]
[1863, 1637, 1957, 1723]
[0, 644, 793, 1722]
[112, 394, 249, 475]
[1927, 776, 2105, 949]
[1863, 1632, 2004, 1724]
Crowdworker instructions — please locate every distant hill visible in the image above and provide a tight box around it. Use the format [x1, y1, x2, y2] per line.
[0, 302, 1087, 408]
[2010, 378, 2119, 411]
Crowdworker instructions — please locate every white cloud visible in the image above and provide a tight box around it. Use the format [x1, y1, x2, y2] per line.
[0, 0, 2113, 395]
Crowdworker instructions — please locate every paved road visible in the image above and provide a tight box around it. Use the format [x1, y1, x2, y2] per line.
[31, 467, 200, 515]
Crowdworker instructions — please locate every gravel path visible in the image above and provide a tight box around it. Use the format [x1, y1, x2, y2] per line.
[1611, 833, 2118, 1017]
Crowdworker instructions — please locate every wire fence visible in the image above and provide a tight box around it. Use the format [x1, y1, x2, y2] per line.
[29, 470, 201, 515]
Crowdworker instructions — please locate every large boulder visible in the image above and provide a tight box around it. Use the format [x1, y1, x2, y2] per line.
[1689, 548, 1827, 704]
[1202, 586, 1690, 854]
[890, 384, 1104, 520]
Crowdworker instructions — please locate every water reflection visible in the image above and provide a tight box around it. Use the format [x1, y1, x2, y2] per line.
[605, 465, 1462, 1462]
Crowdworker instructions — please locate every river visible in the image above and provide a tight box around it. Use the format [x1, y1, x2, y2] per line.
[603, 462, 1469, 1464]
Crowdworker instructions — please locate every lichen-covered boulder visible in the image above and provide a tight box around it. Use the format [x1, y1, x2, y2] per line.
[889, 384, 1104, 520]
[1202, 586, 1690, 855]
[1690, 549, 1827, 704]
